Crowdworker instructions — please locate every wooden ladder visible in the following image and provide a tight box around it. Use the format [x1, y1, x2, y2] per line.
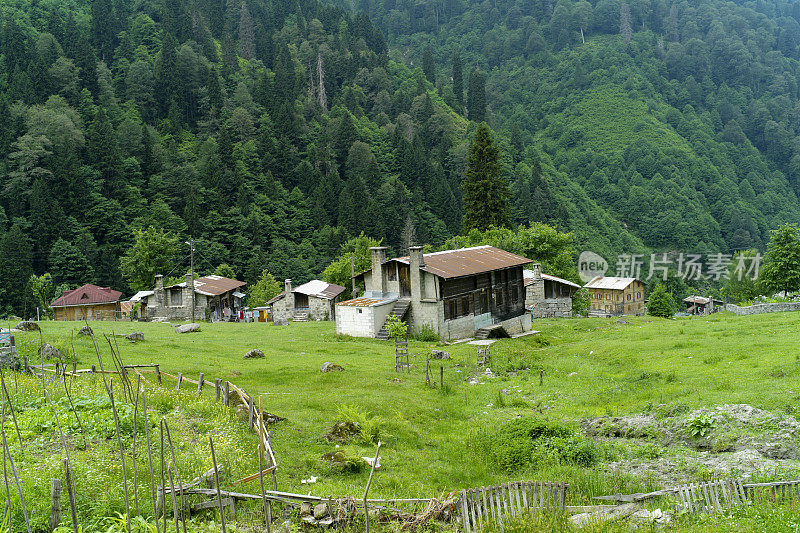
[459, 481, 568, 532]
[395, 340, 410, 372]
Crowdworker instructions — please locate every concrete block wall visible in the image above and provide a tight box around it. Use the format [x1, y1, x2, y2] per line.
[726, 302, 800, 315]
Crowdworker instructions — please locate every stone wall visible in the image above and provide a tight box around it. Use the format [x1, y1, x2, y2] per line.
[726, 302, 800, 315]
[308, 297, 334, 321]
[530, 297, 573, 318]
[272, 296, 291, 322]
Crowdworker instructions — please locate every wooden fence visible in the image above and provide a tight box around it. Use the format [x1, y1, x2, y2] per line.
[671, 479, 746, 512]
[459, 481, 568, 532]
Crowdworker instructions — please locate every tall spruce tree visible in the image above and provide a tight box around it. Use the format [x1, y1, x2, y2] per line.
[422, 46, 435, 83]
[462, 124, 509, 231]
[467, 67, 486, 122]
[452, 51, 463, 109]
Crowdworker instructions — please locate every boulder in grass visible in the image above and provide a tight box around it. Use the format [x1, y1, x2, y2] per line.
[126, 332, 144, 342]
[320, 362, 344, 373]
[78, 325, 93, 336]
[244, 349, 265, 359]
[273, 317, 289, 326]
[39, 343, 64, 360]
[176, 323, 200, 334]
[14, 321, 40, 332]
[431, 349, 450, 360]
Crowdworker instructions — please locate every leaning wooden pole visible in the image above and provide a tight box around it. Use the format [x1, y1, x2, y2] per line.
[209, 437, 227, 533]
[108, 379, 132, 533]
[163, 420, 186, 533]
[257, 396, 270, 532]
[142, 391, 161, 533]
[362, 441, 381, 533]
[0, 369, 23, 453]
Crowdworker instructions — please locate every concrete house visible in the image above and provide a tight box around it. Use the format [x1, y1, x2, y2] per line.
[267, 279, 346, 322]
[584, 276, 645, 316]
[51, 284, 122, 321]
[336, 245, 533, 340]
[139, 274, 246, 321]
[524, 266, 580, 318]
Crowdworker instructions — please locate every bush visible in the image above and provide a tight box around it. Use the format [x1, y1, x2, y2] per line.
[647, 283, 676, 318]
[476, 417, 600, 471]
[411, 324, 439, 341]
[336, 404, 386, 445]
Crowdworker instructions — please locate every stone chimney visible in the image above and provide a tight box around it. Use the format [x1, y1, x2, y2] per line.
[531, 263, 542, 280]
[369, 247, 387, 295]
[155, 274, 164, 290]
[528, 263, 544, 303]
[155, 274, 164, 306]
[409, 246, 425, 302]
[284, 279, 295, 310]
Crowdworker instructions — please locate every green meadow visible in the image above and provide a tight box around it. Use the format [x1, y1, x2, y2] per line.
[5, 311, 800, 531]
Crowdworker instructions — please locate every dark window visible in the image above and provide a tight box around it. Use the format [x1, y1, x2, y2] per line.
[462, 295, 471, 316]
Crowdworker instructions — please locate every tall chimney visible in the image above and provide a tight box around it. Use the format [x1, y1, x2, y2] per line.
[369, 247, 387, 295]
[155, 274, 164, 290]
[185, 272, 195, 315]
[409, 246, 425, 302]
[155, 274, 164, 306]
[284, 279, 294, 311]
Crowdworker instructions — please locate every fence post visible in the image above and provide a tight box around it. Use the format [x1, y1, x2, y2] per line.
[215, 379, 221, 402]
[440, 366, 443, 388]
[155, 364, 162, 384]
[50, 478, 61, 532]
[176, 373, 182, 390]
[197, 373, 205, 394]
[223, 381, 230, 406]
[248, 396, 255, 429]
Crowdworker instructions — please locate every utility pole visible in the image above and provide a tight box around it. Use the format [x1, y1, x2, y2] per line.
[350, 256, 356, 295]
[187, 240, 196, 323]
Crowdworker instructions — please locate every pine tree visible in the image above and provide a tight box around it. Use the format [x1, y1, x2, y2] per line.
[467, 67, 486, 122]
[49, 238, 95, 286]
[317, 53, 328, 113]
[238, 1, 256, 60]
[462, 124, 509, 231]
[646, 283, 676, 318]
[620, 3, 633, 44]
[422, 46, 435, 83]
[0, 221, 33, 315]
[452, 51, 463, 109]
[154, 32, 178, 117]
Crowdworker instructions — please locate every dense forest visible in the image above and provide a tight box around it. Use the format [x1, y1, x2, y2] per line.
[2, 0, 800, 314]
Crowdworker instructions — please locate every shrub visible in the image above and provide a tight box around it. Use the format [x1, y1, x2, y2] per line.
[647, 283, 676, 318]
[384, 315, 408, 340]
[686, 414, 715, 438]
[336, 404, 385, 445]
[411, 324, 439, 342]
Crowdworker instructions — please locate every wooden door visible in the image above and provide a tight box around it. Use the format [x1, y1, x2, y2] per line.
[399, 265, 411, 297]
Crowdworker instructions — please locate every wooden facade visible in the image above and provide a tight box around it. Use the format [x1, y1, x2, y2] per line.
[53, 302, 120, 321]
[440, 268, 525, 323]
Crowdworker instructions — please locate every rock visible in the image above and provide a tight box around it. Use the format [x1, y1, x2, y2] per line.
[324, 421, 361, 443]
[273, 317, 289, 326]
[469, 378, 480, 385]
[300, 501, 313, 516]
[313, 502, 329, 520]
[321, 362, 344, 372]
[38, 343, 64, 360]
[431, 349, 450, 360]
[126, 332, 144, 342]
[77, 325, 93, 336]
[175, 323, 200, 334]
[14, 321, 40, 332]
[244, 349, 265, 359]
[568, 372, 578, 377]
[615, 318, 630, 325]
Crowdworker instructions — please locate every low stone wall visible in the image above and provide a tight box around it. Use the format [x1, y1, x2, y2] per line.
[530, 298, 573, 318]
[726, 302, 800, 315]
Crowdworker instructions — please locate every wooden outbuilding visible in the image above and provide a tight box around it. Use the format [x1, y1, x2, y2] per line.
[51, 284, 122, 321]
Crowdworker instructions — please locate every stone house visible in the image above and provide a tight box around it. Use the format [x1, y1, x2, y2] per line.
[51, 284, 122, 320]
[524, 266, 580, 318]
[336, 245, 533, 340]
[139, 274, 246, 321]
[267, 279, 345, 322]
[584, 276, 645, 316]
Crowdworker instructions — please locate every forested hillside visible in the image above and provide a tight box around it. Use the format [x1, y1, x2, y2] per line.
[0, 0, 476, 314]
[360, 0, 800, 252]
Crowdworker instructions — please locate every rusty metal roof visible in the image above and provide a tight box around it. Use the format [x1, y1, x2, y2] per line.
[193, 275, 246, 296]
[392, 245, 532, 279]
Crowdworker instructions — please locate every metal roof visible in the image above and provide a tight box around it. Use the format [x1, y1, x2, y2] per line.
[166, 275, 246, 297]
[336, 296, 396, 307]
[294, 280, 346, 300]
[523, 269, 581, 289]
[392, 245, 532, 280]
[583, 276, 639, 290]
[51, 284, 122, 307]
[129, 290, 154, 302]
[684, 295, 711, 304]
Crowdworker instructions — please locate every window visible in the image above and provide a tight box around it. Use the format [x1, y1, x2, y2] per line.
[511, 285, 518, 304]
[461, 295, 471, 316]
[627, 294, 631, 301]
[170, 288, 182, 306]
[495, 288, 504, 308]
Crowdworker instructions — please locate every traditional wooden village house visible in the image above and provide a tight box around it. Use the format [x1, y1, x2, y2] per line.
[683, 295, 723, 315]
[584, 276, 645, 316]
[51, 284, 122, 320]
[524, 265, 580, 318]
[138, 274, 246, 321]
[336, 246, 533, 340]
[267, 279, 346, 322]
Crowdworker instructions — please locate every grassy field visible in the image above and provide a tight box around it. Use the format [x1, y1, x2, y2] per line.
[6, 311, 800, 531]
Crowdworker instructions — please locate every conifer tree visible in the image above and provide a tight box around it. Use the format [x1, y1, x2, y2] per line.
[467, 67, 486, 122]
[452, 51, 463, 109]
[462, 124, 509, 231]
[422, 46, 435, 83]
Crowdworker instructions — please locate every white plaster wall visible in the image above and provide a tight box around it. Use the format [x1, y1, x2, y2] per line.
[336, 306, 375, 337]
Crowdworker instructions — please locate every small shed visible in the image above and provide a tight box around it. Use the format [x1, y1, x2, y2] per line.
[683, 295, 723, 315]
[270, 279, 346, 321]
[524, 265, 580, 318]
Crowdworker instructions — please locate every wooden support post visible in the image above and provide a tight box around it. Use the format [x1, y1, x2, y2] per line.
[176, 373, 182, 390]
[64, 459, 78, 532]
[539, 370, 543, 386]
[155, 365, 162, 384]
[91, 365, 96, 373]
[223, 381, 230, 406]
[248, 397, 255, 430]
[215, 379, 221, 402]
[50, 478, 61, 532]
[363, 441, 381, 533]
[440, 366, 443, 388]
[197, 373, 204, 394]
[72, 361, 77, 376]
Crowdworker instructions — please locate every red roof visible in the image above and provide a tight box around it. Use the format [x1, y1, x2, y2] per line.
[51, 284, 122, 307]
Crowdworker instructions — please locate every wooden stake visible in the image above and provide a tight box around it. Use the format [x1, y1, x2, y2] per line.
[363, 441, 381, 533]
[440, 365, 443, 388]
[215, 379, 221, 402]
[539, 370, 543, 386]
[50, 478, 61, 532]
[258, 396, 270, 532]
[163, 420, 186, 533]
[132, 376, 141, 517]
[223, 381, 230, 405]
[160, 421, 168, 533]
[1, 428, 31, 532]
[176, 373, 182, 390]
[156, 365, 162, 384]
[209, 437, 228, 533]
[197, 373, 204, 394]
[0, 369, 23, 453]
[142, 392, 161, 533]
[109, 379, 132, 533]
[63, 458, 78, 532]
